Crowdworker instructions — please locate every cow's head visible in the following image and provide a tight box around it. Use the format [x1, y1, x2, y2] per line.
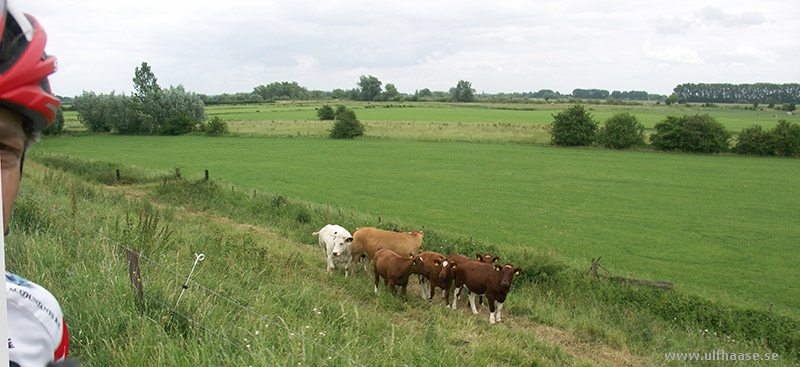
[410, 255, 426, 274]
[476, 253, 500, 264]
[495, 263, 521, 288]
[330, 232, 353, 257]
[433, 259, 457, 281]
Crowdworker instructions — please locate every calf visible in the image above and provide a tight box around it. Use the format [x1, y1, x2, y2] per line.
[452, 261, 521, 324]
[312, 224, 353, 276]
[373, 248, 426, 300]
[418, 251, 457, 305]
[350, 227, 424, 272]
[446, 253, 499, 307]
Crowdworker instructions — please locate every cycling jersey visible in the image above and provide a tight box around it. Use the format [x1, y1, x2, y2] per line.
[6, 272, 68, 367]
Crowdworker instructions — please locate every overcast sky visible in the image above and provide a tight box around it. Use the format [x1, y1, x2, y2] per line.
[24, 0, 800, 97]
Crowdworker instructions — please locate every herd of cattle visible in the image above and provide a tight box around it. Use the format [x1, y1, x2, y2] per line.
[312, 224, 522, 324]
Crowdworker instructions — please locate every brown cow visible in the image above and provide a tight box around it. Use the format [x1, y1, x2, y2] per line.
[446, 253, 499, 307]
[417, 251, 458, 305]
[350, 227, 424, 272]
[452, 261, 521, 324]
[373, 248, 426, 300]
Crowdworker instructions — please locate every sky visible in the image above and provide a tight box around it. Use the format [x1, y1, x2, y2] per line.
[23, 0, 800, 98]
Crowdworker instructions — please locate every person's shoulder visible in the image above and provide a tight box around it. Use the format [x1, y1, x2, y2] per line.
[6, 272, 64, 337]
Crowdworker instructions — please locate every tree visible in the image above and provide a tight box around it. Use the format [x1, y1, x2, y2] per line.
[253, 81, 310, 100]
[358, 75, 382, 101]
[330, 106, 364, 139]
[596, 112, 645, 149]
[202, 116, 229, 136]
[550, 105, 598, 146]
[383, 83, 399, 100]
[416, 88, 432, 98]
[650, 114, 731, 153]
[733, 125, 773, 156]
[452, 80, 475, 102]
[133, 62, 160, 99]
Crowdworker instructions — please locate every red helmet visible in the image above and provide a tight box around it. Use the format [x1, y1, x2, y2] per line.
[0, 1, 59, 133]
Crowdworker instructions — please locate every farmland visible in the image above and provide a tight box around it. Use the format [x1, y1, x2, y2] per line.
[32, 133, 800, 317]
[31, 101, 800, 365]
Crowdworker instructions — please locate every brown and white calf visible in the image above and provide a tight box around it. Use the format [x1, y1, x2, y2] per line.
[451, 261, 521, 324]
[372, 248, 426, 300]
[350, 227, 424, 273]
[417, 251, 457, 305]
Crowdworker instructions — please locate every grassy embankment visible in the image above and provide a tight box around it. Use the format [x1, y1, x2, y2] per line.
[10, 155, 799, 366]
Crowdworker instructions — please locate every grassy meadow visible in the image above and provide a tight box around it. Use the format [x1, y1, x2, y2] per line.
[30, 135, 800, 319]
[11, 156, 799, 366]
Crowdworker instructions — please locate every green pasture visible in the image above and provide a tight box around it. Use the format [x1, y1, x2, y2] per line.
[206, 101, 797, 131]
[32, 135, 800, 318]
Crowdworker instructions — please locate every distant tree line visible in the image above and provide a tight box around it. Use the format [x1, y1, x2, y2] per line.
[673, 83, 800, 104]
[550, 104, 800, 157]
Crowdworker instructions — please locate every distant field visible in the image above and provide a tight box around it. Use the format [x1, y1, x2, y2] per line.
[32, 135, 800, 317]
[206, 101, 797, 131]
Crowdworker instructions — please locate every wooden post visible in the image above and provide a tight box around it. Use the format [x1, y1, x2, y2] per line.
[163, 177, 167, 187]
[205, 170, 209, 181]
[378, 216, 381, 224]
[116, 169, 120, 182]
[175, 168, 182, 180]
[71, 184, 77, 232]
[126, 249, 143, 302]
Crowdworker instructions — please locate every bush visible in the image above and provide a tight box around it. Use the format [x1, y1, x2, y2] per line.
[317, 105, 335, 120]
[42, 107, 65, 136]
[770, 120, 800, 157]
[329, 107, 364, 139]
[159, 114, 197, 135]
[650, 114, 731, 153]
[550, 105, 598, 146]
[203, 116, 229, 136]
[734, 125, 773, 156]
[596, 112, 645, 149]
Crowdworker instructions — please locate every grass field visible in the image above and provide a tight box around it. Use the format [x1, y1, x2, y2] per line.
[202, 101, 797, 132]
[31, 135, 800, 319]
[12, 156, 798, 366]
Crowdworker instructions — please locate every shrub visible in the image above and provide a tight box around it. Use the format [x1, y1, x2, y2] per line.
[317, 105, 335, 120]
[203, 116, 229, 136]
[159, 114, 197, 135]
[650, 114, 731, 153]
[596, 112, 645, 149]
[770, 120, 800, 157]
[42, 107, 65, 136]
[550, 105, 598, 146]
[330, 107, 364, 139]
[733, 125, 773, 156]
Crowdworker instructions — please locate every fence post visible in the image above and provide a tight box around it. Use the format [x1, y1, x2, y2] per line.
[126, 249, 143, 302]
[205, 170, 209, 181]
[175, 168, 182, 180]
[116, 169, 120, 182]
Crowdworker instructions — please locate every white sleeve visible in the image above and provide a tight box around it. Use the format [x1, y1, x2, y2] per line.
[6, 272, 67, 367]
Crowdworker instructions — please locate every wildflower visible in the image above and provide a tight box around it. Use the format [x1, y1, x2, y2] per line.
[246, 344, 251, 349]
[255, 330, 260, 335]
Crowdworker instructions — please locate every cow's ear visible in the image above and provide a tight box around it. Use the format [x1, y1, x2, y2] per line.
[345, 237, 353, 243]
[475, 254, 482, 260]
[433, 260, 440, 267]
[492, 256, 500, 263]
[494, 265, 502, 272]
[514, 268, 522, 275]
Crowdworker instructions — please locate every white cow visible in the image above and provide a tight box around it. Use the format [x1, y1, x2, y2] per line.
[312, 224, 354, 276]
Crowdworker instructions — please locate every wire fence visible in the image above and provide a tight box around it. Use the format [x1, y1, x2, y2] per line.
[20, 193, 366, 367]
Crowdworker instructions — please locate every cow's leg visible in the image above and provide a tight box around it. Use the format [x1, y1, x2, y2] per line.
[443, 285, 451, 306]
[401, 283, 408, 301]
[389, 281, 397, 295]
[450, 286, 460, 309]
[468, 292, 478, 315]
[496, 302, 504, 323]
[487, 295, 497, 324]
[429, 282, 437, 302]
[374, 273, 380, 294]
[419, 276, 428, 300]
[326, 253, 335, 274]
